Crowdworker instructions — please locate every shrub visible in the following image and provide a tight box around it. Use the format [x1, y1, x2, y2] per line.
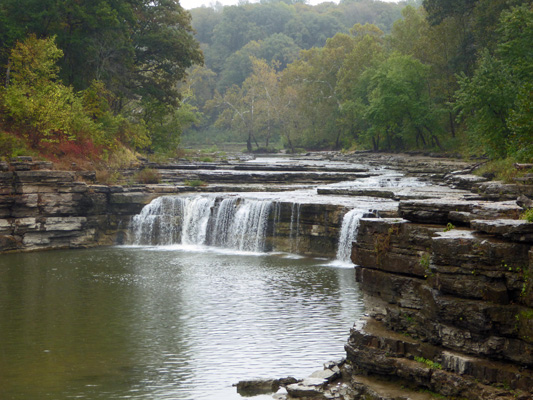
[0, 131, 33, 160]
[95, 169, 123, 185]
[2, 36, 103, 148]
[522, 209, 533, 223]
[134, 168, 161, 184]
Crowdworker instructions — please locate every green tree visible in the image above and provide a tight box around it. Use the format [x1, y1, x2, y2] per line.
[282, 32, 357, 149]
[454, 4, 533, 161]
[363, 54, 443, 151]
[389, 5, 463, 138]
[1, 36, 102, 148]
[245, 58, 284, 148]
[336, 24, 385, 146]
[0, 0, 202, 108]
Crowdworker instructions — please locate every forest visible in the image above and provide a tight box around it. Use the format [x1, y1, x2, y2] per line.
[0, 0, 532, 167]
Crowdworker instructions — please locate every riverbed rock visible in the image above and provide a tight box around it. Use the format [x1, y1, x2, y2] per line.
[471, 219, 533, 243]
[399, 198, 523, 225]
[233, 377, 297, 395]
[286, 377, 328, 398]
[445, 173, 489, 190]
[474, 180, 533, 200]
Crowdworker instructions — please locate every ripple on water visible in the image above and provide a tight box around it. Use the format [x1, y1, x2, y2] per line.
[0, 247, 364, 400]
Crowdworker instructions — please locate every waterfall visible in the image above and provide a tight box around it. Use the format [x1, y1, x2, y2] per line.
[129, 196, 215, 246]
[129, 195, 273, 252]
[226, 199, 272, 252]
[210, 197, 237, 247]
[336, 209, 365, 263]
[180, 196, 216, 245]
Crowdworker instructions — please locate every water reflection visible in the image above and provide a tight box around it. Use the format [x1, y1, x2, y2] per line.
[0, 247, 363, 400]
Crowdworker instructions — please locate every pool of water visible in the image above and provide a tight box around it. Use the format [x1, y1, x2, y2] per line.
[0, 247, 363, 400]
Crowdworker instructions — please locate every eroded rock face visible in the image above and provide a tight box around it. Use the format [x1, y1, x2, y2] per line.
[0, 159, 155, 251]
[349, 213, 533, 399]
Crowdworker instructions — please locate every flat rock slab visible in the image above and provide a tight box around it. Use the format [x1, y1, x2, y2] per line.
[309, 368, 341, 382]
[233, 377, 298, 396]
[233, 379, 280, 395]
[318, 186, 469, 201]
[351, 375, 445, 400]
[399, 199, 523, 224]
[471, 219, 533, 243]
[286, 378, 327, 399]
[445, 173, 488, 189]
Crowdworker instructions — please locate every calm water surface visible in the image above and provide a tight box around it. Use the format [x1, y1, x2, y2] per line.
[0, 247, 363, 400]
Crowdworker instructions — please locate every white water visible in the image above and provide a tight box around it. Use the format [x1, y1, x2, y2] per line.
[336, 209, 365, 264]
[130, 194, 367, 265]
[129, 195, 273, 253]
[226, 198, 272, 252]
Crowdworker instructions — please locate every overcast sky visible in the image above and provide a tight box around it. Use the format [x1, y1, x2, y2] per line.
[180, 0, 341, 10]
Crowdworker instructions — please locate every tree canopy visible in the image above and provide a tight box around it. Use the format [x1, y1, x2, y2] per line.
[0, 0, 203, 162]
[184, 0, 531, 163]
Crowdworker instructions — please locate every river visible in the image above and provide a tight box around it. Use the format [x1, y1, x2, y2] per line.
[0, 246, 363, 400]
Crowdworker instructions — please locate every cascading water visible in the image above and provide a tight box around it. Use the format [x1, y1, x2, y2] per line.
[210, 197, 237, 247]
[181, 196, 216, 245]
[130, 195, 369, 260]
[289, 202, 301, 253]
[129, 195, 273, 252]
[336, 209, 365, 264]
[226, 199, 272, 252]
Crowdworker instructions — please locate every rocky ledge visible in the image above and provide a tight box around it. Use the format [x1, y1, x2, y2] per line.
[342, 196, 533, 400]
[0, 158, 159, 251]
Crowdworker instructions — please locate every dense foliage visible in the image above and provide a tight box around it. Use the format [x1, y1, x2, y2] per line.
[185, 0, 407, 148]
[0, 0, 202, 164]
[0, 0, 531, 165]
[184, 0, 532, 163]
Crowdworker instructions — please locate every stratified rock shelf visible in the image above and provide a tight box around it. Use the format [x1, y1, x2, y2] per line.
[345, 200, 533, 400]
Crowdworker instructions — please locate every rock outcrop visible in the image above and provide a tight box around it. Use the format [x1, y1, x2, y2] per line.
[344, 197, 533, 399]
[0, 158, 156, 252]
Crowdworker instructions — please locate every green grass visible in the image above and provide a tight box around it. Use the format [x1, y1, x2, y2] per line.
[184, 179, 206, 187]
[414, 356, 442, 370]
[521, 208, 533, 223]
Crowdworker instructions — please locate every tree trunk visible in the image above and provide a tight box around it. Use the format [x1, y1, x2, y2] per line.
[372, 135, 380, 152]
[247, 134, 252, 152]
[448, 112, 456, 138]
[287, 136, 295, 154]
[5, 59, 11, 88]
[335, 130, 342, 150]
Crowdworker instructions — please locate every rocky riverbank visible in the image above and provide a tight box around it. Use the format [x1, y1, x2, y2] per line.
[243, 214, 533, 400]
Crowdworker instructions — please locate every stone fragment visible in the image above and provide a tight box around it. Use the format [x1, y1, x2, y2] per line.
[286, 378, 327, 399]
[517, 194, 533, 209]
[309, 368, 340, 382]
[233, 378, 280, 395]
